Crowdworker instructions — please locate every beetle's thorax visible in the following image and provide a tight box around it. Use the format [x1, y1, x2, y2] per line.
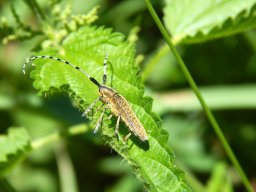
[99, 85, 117, 104]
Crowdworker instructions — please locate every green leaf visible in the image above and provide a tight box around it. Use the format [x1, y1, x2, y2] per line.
[164, 0, 256, 43]
[206, 163, 233, 192]
[26, 25, 191, 191]
[0, 127, 31, 177]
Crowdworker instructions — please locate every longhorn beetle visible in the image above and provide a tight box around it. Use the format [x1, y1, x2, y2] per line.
[23, 55, 148, 142]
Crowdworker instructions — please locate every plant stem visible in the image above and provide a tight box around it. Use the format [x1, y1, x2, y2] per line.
[31, 124, 89, 150]
[54, 141, 79, 192]
[144, 0, 253, 191]
[23, 0, 46, 21]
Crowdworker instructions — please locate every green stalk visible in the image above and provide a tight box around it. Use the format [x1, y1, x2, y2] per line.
[31, 124, 89, 150]
[144, 0, 253, 191]
[23, 0, 46, 21]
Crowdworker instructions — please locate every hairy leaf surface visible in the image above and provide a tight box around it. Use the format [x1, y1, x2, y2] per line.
[27, 25, 191, 191]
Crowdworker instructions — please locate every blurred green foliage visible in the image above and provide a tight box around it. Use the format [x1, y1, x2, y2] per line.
[0, 0, 256, 191]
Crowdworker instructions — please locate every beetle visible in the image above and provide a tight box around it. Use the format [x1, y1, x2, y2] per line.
[23, 55, 148, 142]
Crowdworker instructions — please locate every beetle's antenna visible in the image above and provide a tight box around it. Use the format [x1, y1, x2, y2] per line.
[23, 55, 101, 87]
[103, 54, 108, 85]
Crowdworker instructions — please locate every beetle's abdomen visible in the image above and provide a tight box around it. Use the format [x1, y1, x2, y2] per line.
[112, 94, 148, 141]
[99, 85, 148, 141]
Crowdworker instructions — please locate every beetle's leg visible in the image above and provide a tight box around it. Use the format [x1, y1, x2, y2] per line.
[115, 114, 121, 139]
[107, 114, 113, 120]
[93, 106, 107, 134]
[82, 97, 101, 117]
[124, 133, 132, 142]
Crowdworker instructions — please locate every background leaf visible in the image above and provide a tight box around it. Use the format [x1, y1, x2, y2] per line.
[164, 0, 256, 43]
[0, 127, 31, 177]
[206, 163, 233, 192]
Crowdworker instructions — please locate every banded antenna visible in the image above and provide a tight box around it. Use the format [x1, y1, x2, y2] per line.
[23, 55, 101, 87]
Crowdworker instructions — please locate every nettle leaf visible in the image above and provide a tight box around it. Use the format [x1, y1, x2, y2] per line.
[0, 127, 31, 177]
[27, 25, 191, 191]
[164, 0, 256, 43]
